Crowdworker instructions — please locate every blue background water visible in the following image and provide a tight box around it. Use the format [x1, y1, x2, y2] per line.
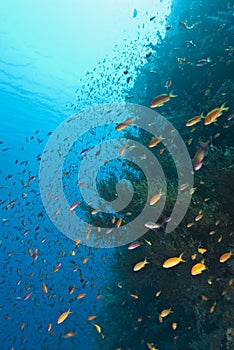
[0, 1, 171, 349]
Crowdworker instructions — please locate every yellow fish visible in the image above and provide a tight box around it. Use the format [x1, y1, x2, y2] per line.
[150, 91, 177, 108]
[133, 258, 149, 272]
[74, 238, 81, 246]
[148, 136, 165, 148]
[149, 191, 164, 205]
[162, 253, 185, 268]
[42, 282, 48, 293]
[160, 307, 173, 318]
[195, 214, 203, 221]
[57, 308, 72, 324]
[147, 343, 159, 350]
[204, 103, 229, 125]
[116, 117, 134, 131]
[77, 293, 86, 299]
[186, 113, 203, 126]
[219, 251, 232, 263]
[197, 248, 207, 254]
[93, 323, 102, 333]
[191, 261, 207, 275]
[86, 315, 97, 321]
[210, 301, 216, 313]
[69, 285, 75, 295]
[63, 332, 76, 338]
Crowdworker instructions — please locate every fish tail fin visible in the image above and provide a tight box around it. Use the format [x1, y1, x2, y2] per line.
[207, 57, 212, 62]
[180, 253, 186, 262]
[169, 91, 177, 98]
[221, 102, 229, 111]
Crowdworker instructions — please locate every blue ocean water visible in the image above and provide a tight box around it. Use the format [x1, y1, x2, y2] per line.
[1, 1, 234, 350]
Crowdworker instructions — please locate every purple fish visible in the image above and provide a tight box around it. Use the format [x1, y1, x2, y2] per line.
[193, 140, 210, 171]
[196, 58, 211, 66]
[128, 242, 142, 250]
[161, 216, 172, 225]
[144, 221, 161, 230]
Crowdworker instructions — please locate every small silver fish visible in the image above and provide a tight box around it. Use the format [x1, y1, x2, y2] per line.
[144, 222, 161, 230]
[227, 113, 234, 121]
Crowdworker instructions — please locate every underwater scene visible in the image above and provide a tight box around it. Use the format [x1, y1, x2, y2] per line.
[0, 0, 234, 349]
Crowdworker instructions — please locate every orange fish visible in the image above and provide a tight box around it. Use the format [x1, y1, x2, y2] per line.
[133, 258, 149, 272]
[129, 293, 139, 299]
[57, 308, 72, 324]
[150, 92, 177, 108]
[162, 253, 185, 268]
[148, 136, 165, 148]
[69, 202, 80, 211]
[219, 251, 232, 263]
[160, 307, 173, 318]
[204, 103, 229, 125]
[32, 248, 38, 261]
[116, 218, 123, 227]
[28, 175, 36, 182]
[119, 145, 127, 157]
[42, 283, 48, 294]
[63, 332, 76, 338]
[69, 286, 75, 295]
[186, 113, 203, 126]
[147, 343, 159, 350]
[195, 213, 203, 221]
[70, 250, 76, 256]
[81, 147, 93, 155]
[116, 117, 134, 131]
[179, 183, 189, 191]
[191, 261, 207, 275]
[74, 238, 81, 246]
[87, 315, 97, 321]
[23, 291, 33, 300]
[93, 323, 102, 333]
[197, 248, 207, 254]
[210, 301, 216, 313]
[149, 191, 163, 205]
[77, 293, 86, 299]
